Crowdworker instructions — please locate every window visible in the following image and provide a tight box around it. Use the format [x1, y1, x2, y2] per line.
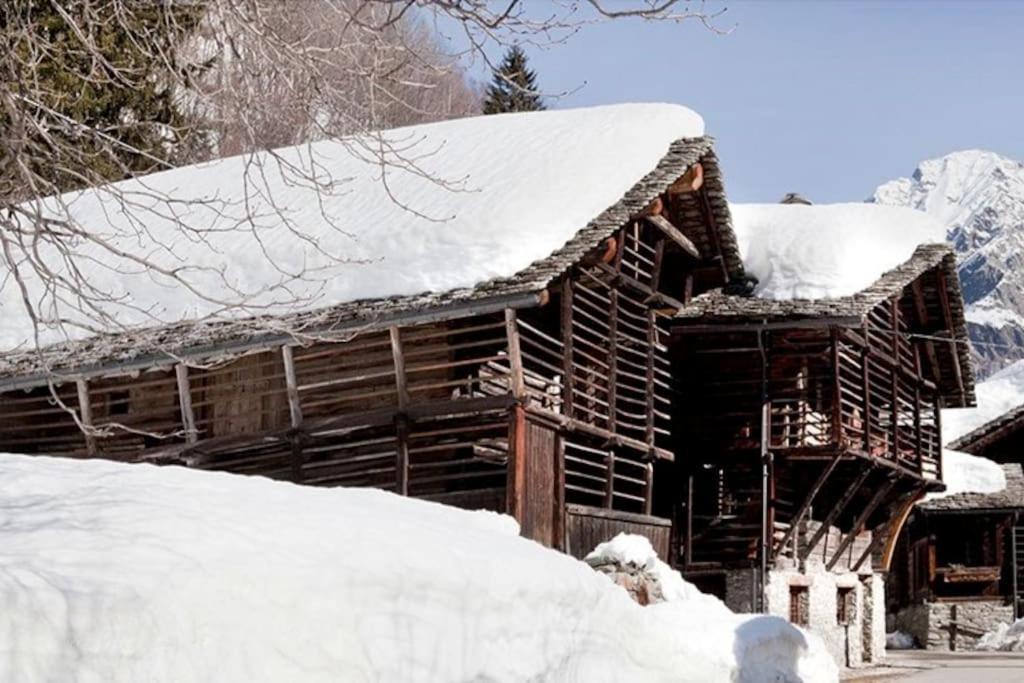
[836, 586, 855, 625]
[789, 585, 809, 627]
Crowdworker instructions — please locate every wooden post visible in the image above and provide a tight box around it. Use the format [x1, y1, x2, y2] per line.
[645, 309, 657, 449]
[506, 404, 527, 521]
[389, 327, 410, 496]
[561, 279, 575, 419]
[75, 379, 97, 456]
[830, 327, 842, 445]
[555, 435, 566, 551]
[505, 309, 526, 399]
[175, 364, 198, 444]
[281, 345, 303, 428]
[891, 300, 901, 460]
[604, 450, 616, 509]
[684, 472, 694, 569]
[1012, 513, 1020, 619]
[913, 345, 923, 469]
[607, 289, 619, 434]
[861, 327, 872, 453]
[643, 461, 654, 516]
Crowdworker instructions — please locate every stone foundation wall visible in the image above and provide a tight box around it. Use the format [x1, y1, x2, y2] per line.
[723, 561, 886, 669]
[894, 600, 1014, 651]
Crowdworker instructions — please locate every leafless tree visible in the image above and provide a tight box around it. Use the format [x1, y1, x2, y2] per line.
[0, 0, 725, 367]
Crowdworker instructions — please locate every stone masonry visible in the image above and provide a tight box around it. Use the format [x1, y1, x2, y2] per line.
[895, 601, 1015, 651]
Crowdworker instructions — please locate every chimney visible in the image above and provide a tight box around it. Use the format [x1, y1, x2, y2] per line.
[780, 192, 812, 205]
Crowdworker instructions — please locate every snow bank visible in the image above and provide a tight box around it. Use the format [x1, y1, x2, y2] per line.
[975, 618, 1024, 652]
[1, 103, 704, 352]
[885, 631, 916, 650]
[0, 453, 838, 682]
[943, 359, 1024, 445]
[730, 203, 947, 300]
[930, 448, 1007, 500]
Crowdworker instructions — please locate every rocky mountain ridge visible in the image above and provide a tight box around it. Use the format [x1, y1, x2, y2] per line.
[872, 149, 1024, 378]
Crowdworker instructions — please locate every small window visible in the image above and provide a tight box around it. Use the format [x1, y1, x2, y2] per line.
[789, 585, 810, 627]
[837, 586, 855, 625]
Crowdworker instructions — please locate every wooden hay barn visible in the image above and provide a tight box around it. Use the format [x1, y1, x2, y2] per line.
[0, 111, 742, 562]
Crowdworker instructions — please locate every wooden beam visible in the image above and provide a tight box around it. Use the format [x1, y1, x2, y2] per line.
[608, 289, 619, 434]
[395, 415, 410, 496]
[388, 327, 409, 411]
[281, 345, 303, 428]
[827, 476, 899, 571]
[643, 214, 700, 259]
[684, 472, 695, 569]
[75, 379, 97, 456]
[561, 279, 575, 419]
[935, 268, 965, 399]
[650, 238, 666, 293]
[504, 308, 526, 399]
[852, 487, 921, 571]
[773, 453, 843, 556]
[830, 327, 842, 444]
[175, 364, 198, 444]
[695, 188, 730, 282]
[604, 450, 616, 509]
[800, 466, 874, 562]
[507, 404, 527, 521]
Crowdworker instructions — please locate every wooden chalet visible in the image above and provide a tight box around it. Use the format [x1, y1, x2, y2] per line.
[0, 123, 743, 561]
[887, 405, 1024, 649]
[669, 245, 974, 584]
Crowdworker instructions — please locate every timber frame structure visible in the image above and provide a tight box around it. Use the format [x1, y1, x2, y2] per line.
[0, 136, 743, 561]
[667, 245, 975, 604]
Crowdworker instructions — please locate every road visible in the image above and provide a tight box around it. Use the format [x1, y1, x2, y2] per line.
[847, 651, 1024, 682]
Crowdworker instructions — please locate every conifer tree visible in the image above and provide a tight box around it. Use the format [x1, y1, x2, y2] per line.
[482, 46, 545, 114]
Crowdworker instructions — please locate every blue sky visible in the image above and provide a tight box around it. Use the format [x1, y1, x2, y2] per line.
[474, 1, 1024, 203]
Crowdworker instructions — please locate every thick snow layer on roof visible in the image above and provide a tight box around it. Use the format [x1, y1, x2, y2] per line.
[730, 203, 947, 300]
[929, 448, 1007, 501]
[943, 359, 1024, 444]
[0, 103, 703, 353]
[0, 453, 838, 682]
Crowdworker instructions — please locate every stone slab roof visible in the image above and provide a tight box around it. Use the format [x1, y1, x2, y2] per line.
[919, 463, 1024, 512]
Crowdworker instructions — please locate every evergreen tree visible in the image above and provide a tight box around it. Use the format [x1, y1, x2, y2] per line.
[482, 46, 545, 114]
[0, 2, 208, 198]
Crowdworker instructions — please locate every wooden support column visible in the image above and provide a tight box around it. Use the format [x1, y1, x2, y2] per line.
[774, 453, 843, 556]
[506, 404, 527, 521]
[891, 300, 901, 459]
[281, 346, 306, 483]
[861, 322, 873, 453]
[684, 472, 695, 569]
[645, 309, 657, 449]
[607, 291, 619, 434]
[390, 326, 410, 496]
[853, 487, 922, 572]
[643, 462, 654, 516]
[830, 327, 842, 444]
[561, 279, 575, 419]
[827, 476, 898, 571]
[75, 379, 97, 456]
[555, 435, 566, 551]
[175, 364, 198, 444]
[801, 466, 874, 562]
[505, 309, 526, 399]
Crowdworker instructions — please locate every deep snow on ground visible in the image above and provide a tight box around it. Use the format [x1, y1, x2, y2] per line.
[730, 203, 947, 300]
[1, 103, 704, 352]
[0, 453, 837, 682]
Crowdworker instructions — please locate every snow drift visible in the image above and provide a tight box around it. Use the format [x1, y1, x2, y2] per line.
[730, 203, 947, 300]
[932, 448, 1008, 500]
[975, 618, 1024, 652]
[0, 453, 837, 682]
[1, 103, 704, 352]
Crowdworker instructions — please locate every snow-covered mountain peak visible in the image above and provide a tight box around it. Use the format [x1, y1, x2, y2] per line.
[873, 149, 1024, 378]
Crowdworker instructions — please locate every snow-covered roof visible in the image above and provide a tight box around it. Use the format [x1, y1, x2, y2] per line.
[0, 103, 742, 381]
[920, 459, 1022, 512]
[676, 202, 975, 407]
[731, 203, 947, 300]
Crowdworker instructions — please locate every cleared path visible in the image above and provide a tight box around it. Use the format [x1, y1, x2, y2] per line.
[847, 651, 1024, 682]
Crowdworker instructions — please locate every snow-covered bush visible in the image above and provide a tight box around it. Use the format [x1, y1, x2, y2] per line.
[0, 453, 837, 682]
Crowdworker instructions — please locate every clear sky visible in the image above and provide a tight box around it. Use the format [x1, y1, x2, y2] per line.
[488, 1, 1024, 203]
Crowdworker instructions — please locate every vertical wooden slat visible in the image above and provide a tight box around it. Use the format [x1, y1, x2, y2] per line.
[607, 290, 619, 433]
[830, 327, 842, 444]
[75, 379, 97, 456]
[507, 405, 527, 521]
[862, 325, 872, 453]
[645, 309, 657, 448]
[389, 327, 410, 495]
[650, 238, 665, 292]
[555, 434, 566, 550]
[891, 300, 901, 459]
[281, 345, 303, 428]
[561, 279, 574, 420]
[175, 364, 198, 444]
[643, 462, 654, 516]
[684, 471, 694, 569]
[604, 450, 615, 509]
[505, 309, 526, 399]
